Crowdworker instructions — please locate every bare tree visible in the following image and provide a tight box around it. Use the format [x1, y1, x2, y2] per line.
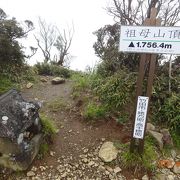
[107, 0, 180, 26]
[54, 25, 74, 66]
[34, 17, 57, 63]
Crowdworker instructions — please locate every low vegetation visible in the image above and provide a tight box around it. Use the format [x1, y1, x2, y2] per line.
[35, 62, 71, 78]
[0, 76, 19, 95]
[83, 102, 107, 120]
[46, 98, 67, 112]
[114, 136, 158, 172]
[40, 113, 59, 137]
[38, 113, 59, 158]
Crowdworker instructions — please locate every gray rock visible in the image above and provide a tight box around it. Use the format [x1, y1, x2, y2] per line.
[0, 89, 42, 171]
[161, 129, 173, 146]
[148, 130, 163, 149]
[98, 142, 118, 162]
[51, 77, 65, 85]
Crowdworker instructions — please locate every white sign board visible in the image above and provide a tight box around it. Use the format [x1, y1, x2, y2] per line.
[133, 96, 149, 139]
[119, 26, 180, 54]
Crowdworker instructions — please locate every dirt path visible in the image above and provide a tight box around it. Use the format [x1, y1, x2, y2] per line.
[4, 78, 142, 180]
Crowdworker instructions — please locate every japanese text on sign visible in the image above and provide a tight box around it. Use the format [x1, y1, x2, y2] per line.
[119, 26, 180, 54]
[133, 96, 149, 139]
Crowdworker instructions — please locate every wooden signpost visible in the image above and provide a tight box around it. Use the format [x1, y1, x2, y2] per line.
[119, 7, 180, 154]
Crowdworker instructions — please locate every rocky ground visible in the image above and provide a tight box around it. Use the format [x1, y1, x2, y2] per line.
[0, 77, 179, 180]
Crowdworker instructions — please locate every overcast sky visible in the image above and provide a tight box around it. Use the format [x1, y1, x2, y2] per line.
[1, 0, 114, 70]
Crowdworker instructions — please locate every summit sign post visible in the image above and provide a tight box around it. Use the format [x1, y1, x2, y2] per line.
[119, 26, 180, 55]
[119, 7, 180, 154]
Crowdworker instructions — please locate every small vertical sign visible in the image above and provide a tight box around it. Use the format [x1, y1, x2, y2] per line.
[133, 96, 149, 139]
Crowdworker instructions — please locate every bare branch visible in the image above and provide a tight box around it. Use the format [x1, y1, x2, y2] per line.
[54, 24, 74, 66]
[35, 17, 57, 62]
[107, 0, 180, 26]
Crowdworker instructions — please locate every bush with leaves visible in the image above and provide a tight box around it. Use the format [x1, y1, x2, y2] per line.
[152, 58, 180, 133]
[92, 70, 136, 111]
[83, 102, 107, 120]
[0, 75, 19, 95]
[35, 62, 71, 78]
[0, 8, 33, 79]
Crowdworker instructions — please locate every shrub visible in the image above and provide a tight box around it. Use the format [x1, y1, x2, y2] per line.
[21, 65, 38, 82]
[0, 76, 19, 95]
[121, 141, 157, 171]
[116, 112, 129, 125]
[35, 62, 51, 75]
[72, 72, 91, 92]
[35, 62, 71, 78]
[83, 102, 107, 120]
[50, 64, 71, 78]
[153, 93, 180, 132]
[92, 70, 136, 110]
[171, 131, 180, 149]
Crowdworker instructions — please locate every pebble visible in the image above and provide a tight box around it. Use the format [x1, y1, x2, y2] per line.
[101, 138, 106, 142]
[142, 175, 149, 180]
[114, 167, 122, 174]
[39, 166, 46, 171]
[27, 171, 35, 177]
[50, 151, 55, 156]
[88, 161, 95, 167]
[61, 172, 67, 178]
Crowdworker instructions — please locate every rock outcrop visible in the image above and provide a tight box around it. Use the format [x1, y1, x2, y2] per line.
[0, 89, 42, 171]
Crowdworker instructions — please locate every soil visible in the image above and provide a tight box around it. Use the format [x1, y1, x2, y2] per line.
[1, 77, 147, 179]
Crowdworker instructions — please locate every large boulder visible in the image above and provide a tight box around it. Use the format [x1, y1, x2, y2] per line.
[0, 89, 42, 171]
[98, 142, 118, 162]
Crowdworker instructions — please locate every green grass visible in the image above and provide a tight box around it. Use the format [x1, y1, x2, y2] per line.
[46, 98, 67, 112]
[0, 75, 19, 94]
[116, 112, 129, 125]
[71, 73, 91, 92]
[83, 102, 107, 120]
[120, 140, 157, 171]
[171, 130, 180, 150]
[38, 142, 49, 159]
[40, 113, 59, 136]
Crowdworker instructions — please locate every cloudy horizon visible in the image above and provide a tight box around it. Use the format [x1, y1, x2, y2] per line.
[1, 0, 114, 71]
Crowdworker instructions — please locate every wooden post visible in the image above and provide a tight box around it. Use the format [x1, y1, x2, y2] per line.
[130, 8, 161, 154]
